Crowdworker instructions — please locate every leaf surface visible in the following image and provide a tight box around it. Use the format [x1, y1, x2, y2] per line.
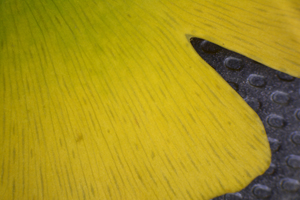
[1, 0, 299, 199]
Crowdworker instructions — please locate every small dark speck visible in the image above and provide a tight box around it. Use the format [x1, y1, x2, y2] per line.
[91, 185, 95, 196]
[76, 135, 83, 143]
[151, 151, 155, 159]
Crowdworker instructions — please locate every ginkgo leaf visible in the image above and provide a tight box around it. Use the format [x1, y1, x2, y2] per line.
[0, 0, 299, 199]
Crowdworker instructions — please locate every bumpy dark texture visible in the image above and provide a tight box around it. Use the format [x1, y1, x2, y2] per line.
[190, 38, 300, 200]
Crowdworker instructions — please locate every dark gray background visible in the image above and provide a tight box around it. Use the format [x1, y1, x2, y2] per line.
[190, 38, 300, 200]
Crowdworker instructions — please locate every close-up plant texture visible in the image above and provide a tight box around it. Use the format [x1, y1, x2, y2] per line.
[0, 0, 299, 199]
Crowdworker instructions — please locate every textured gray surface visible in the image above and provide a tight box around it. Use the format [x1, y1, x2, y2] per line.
[190, 38, 300, 200]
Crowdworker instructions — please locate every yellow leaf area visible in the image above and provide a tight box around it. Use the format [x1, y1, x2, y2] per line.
[0, 0, 299, 199]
